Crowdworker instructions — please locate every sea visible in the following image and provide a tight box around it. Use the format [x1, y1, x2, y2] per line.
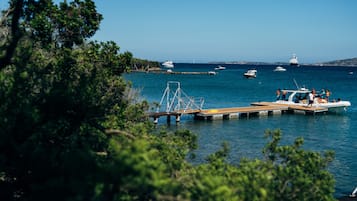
[124, 63, 357, 198]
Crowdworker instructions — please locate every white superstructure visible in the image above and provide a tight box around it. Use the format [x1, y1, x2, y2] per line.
[289, 54, 299, 66]
[162, 60, 174, 68]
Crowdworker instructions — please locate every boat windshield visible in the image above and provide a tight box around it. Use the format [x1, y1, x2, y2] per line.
[277, 90, 310, 102]
[276, 89, 332, 104]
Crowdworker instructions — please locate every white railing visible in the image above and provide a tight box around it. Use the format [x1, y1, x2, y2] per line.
[156, 81, 204, 113]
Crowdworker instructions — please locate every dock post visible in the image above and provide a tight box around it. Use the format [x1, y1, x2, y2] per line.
[167, 115, 171, 123]
[272, 110, 282, 115]
[175, 115, 181, 122]
[259, 110, 269, 116]
[153, 117, 158, 124]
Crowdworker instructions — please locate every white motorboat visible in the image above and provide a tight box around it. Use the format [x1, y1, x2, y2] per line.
[275, 88, 351, 113]
[243, 69, 257, 78]
[289, 54, 299, 66]
[214, 65, 226, 70]
[274, 66, 287, 72]
[208, 71, 217, 75]
[162, 60, 174, 68]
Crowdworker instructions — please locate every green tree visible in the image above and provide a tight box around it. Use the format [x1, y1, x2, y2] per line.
[0, 1, 197, 200]
[0, 0, 133, 200]
[263, 129, 335, 201]
[119, 51, 133, 72]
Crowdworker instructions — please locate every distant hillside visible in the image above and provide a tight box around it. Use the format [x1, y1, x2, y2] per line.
[322, 57, 357, 66]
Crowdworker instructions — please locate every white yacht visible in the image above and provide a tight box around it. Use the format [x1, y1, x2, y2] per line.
[275, 88, 351, 113]
[162, 60, 174, 68]
[289, 54, 299, 66]
[274, 66, 287, 72]
[243, 69, 257, 78]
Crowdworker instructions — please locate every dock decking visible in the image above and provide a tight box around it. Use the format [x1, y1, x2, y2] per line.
[149, 102, 329, 123]
[251, 102, 328, 114]
[195, 105, 288, 120]
[132, 70, 216, 75]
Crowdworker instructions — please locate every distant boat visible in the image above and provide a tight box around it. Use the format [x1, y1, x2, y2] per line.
[243, 69, 257, 78]
[274, 66, 287, 72]
[289, 54, 299, 66]
[208, 71, 217, 75]
[214, 65, 226, 70]
[162, 60, 174, 68]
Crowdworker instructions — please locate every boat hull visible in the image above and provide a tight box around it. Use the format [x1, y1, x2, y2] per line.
[244, 75, 256, 78]
[162, 64, 174, 68]
[275, 100, 351, 114]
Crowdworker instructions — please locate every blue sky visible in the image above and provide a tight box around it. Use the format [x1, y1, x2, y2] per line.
[2, 0, 357, 63]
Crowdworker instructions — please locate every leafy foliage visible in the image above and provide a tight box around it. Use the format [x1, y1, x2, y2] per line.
[131, 58, 160, 71]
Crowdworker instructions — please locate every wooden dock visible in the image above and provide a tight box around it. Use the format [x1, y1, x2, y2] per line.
[251, 102, 328, 114]
[148, 102, 329, 123]
[132, 70, 216, 75]
[148, 109, 201, 123]
[195, 105, 288, 120]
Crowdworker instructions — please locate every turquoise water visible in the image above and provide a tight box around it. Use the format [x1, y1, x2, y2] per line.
[124, 63, 357, 197]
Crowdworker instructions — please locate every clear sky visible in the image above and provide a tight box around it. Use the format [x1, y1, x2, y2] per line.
[2, 0, 357, 63]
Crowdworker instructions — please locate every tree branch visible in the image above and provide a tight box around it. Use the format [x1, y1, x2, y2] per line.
[0, 0, 24, 70]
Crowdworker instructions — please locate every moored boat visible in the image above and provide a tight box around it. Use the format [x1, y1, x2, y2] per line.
[208, 71, 217, 75]
[162, 60, 174, 68]
[289, 54, 299, 66]
[274, 66, 287, 72]
[275, 88, 351, 113]
[243, 69, 257, 78]
[214, 65, 226, 70]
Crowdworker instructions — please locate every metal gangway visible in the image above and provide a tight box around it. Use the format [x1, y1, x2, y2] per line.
[151, 81, 204, 123]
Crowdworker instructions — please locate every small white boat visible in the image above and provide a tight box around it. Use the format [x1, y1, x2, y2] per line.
[275, 88, 351, 113]
[274, 66, 287, 72]
[289, 54, 299, 66]
[162, 60, 174, 68]
[208, 71, 217, 75]
[214, 65, 226, 70]
[243, 69, 257, 78]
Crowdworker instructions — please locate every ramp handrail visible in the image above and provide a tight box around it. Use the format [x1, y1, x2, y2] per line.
[156, 81, 204, 113]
